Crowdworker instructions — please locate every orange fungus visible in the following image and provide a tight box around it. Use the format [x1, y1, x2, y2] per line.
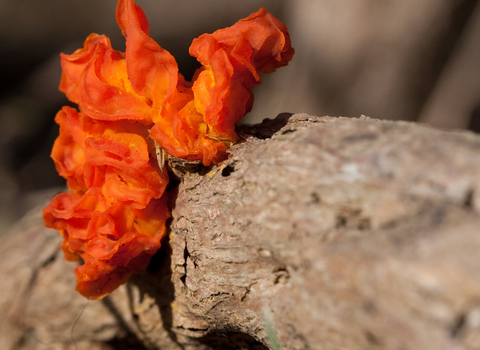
[43, 0, 293, 299]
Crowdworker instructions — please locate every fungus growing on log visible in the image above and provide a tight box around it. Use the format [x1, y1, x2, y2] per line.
[43, 0, 294, 300]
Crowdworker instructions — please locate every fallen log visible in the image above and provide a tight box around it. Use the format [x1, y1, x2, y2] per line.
[1, 113, 480, 350]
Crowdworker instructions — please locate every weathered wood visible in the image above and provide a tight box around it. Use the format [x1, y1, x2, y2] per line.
[2, 114, 480, 350]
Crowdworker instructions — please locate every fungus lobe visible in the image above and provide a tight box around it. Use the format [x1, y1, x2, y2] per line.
[44, 0, 293, 299]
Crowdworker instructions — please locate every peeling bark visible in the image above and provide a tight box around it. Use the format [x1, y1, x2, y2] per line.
[2, 114, 480, 350]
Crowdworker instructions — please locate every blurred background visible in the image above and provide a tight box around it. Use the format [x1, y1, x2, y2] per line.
[1, 0, 479, 231]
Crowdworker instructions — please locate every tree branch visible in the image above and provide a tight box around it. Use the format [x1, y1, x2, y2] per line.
[2, 114, 480, 350]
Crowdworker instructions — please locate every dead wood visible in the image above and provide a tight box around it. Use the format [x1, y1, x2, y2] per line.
[2, 113, 480, 350]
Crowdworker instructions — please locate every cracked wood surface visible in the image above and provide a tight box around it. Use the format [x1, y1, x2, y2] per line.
[1, 113, 480, 350]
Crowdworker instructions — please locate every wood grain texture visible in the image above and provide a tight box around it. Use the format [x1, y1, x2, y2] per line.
[2, 114, 480, 350]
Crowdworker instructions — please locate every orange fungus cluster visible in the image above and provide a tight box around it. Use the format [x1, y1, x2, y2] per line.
[43, 0, 294, 300]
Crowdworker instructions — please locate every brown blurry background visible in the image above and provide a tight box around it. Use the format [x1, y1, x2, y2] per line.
[1, 0, 479, 230]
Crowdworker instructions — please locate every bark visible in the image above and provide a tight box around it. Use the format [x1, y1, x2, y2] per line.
[2, 113, 480, 350]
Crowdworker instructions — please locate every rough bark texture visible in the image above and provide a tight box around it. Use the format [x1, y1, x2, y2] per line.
[2, 113, 480, 350]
